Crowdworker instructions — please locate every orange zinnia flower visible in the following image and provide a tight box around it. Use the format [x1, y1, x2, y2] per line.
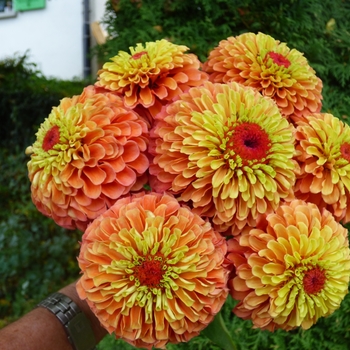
[294, 113, 350, 223]
[227, 200, 350, 331]
[26, 86, 149, 231]
[96, 39, 208, 120]
[76, 192, 229, 349]
[202, 32, 323, 124]
[150, 81, 296, 234]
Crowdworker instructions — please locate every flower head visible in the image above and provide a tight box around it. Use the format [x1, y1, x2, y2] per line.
[150, 81, 296, 234]
[96, 39, 208, 119]
[227, 200, 350, 331]
[26, 86, 149, 231]
[202, 32, 323, 124]
[76, 192, 229, 349]
[294, 113, 350, 223]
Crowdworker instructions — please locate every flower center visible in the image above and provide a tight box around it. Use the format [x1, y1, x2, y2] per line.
[303, 267, 326, 294]
[135, 257, 164, 288]
[340, 142, 350, 162]
[131, 51, 148, 60]
[267, 51, 291, 68]
[42, 125, 60, 152]
[226, 122, 271, 165]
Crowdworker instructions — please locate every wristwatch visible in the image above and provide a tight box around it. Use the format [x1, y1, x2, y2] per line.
[37, 292, 97, 350]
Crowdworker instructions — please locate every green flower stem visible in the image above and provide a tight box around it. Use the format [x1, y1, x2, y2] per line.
[202, 311, 239, 350]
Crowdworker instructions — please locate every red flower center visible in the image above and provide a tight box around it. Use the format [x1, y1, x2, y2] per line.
[136, 258, 163, 288]
[131, 51, 148, 60]
[228, 123, 271, 164]
[303, 267, 326, 294]
[42, 125, 60, 152]
[340, 142, 350, 162]
[268, 51, 291, 68]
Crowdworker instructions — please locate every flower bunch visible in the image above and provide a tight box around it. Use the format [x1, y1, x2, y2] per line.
[26, 32, 350, 348]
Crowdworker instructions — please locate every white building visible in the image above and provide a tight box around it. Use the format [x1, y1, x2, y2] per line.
[0, 0, 108, 80]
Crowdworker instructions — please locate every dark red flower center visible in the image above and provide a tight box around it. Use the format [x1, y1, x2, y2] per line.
[340, 142, 350, 162]
[303, 267, 326, 294]
[228, 123, 271, 164]
[42, 125, 60, 152]
[268, 51, 291, 68]
[136, 258, 163, 288]
[131, 51, 148, 60]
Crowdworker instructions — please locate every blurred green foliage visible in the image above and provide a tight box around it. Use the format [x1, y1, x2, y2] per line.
[0, 55, 86, 326]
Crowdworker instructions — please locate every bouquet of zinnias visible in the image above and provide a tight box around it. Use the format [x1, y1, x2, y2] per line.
[25, 32, 350, 349]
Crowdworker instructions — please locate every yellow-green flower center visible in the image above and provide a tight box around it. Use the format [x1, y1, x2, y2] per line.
[29, 104, 90, 175]
[100, 39, 190, 87]
[104, 223, 194, 314]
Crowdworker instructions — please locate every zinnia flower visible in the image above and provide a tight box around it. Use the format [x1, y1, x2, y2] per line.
[150, 81, 296, 234]
[227, 200, 350, 331]
[96, 39, 208, 120]
[26, 86, 149, 231]
[202, 32, 322, 124]
[76, 192, 229, 349]
[294, 112, 350, 223]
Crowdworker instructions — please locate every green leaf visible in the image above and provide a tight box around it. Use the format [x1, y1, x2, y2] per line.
[202, 312, 239, 350]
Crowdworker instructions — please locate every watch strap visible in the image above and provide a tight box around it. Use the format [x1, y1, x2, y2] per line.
[37, 292, 97, 350]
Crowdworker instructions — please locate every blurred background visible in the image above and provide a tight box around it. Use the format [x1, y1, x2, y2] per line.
[0, 0, 108, 80]
[1, 1, 350, 349]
